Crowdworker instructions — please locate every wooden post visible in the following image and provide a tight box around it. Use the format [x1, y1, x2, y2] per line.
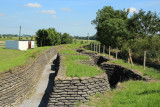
[116, 47, 118, 60]
[143, 51, 146, 70]
[95, 44, 97, 52]
[103, 45, 105, 55]
[99, 44, 100, 53]
[94, 43, 95, 52]
[90, 43, 92, 50]
[109, 46, 110, 57]
[96, 45, 98, 52]
[128, 49, 134, 65]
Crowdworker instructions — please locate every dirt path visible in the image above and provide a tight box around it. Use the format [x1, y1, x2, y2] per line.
[19, 54, 57, 107]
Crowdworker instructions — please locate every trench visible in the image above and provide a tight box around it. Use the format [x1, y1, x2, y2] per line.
[77, 49, 146, 88]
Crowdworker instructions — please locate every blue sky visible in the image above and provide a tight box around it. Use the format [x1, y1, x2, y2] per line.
[0, 0, 160, 36]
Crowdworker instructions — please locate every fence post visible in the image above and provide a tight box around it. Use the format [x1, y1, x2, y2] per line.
[109, 46, 110, 57]
[143, 51, 146, 70]
[103, 45, 105, 55]
[90, 43, 92, 50]
[116, 47, 118, 60]
[95, 44, 97, 52]
[94, 43, 95, 52]
[99, 44, 100, 53]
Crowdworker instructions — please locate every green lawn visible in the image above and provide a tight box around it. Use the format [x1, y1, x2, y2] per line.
[83, 47, 160, 80]
[59, 44, 105, 77]
[0, 37, 35, 41]
[109, 59, 160, 80]
[63, 55, 105, 77]
[0, 46, 52, 72]
[79, 81, 160, 107]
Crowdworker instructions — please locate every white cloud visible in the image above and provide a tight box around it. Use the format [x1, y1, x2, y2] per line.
[61, 8, 72, 12]
[52, 15, 56, 18]
[24, 3, 42, 8]
[0, 13, 5, 16]
[41, 10, 56, 14]
[129, 7, 139, 13]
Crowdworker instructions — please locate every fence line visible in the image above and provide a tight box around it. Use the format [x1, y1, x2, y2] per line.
[89, 42, 149, 70]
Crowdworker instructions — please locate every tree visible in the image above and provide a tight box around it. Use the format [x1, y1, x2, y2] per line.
[46, 28, 56, 46]
[36, 29, 50, 47]
[55, 32, 61, 45]
[128, 9, 160, 39]
[61, 33, 72, 44]
[92, 6, 129, 48]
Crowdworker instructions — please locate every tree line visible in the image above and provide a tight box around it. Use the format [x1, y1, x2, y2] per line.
[92, 6, 160, 62]
[73, 35, 96, 40]
[36, 28, 72, 47]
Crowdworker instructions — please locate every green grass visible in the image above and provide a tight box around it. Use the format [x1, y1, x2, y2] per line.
[64, 55, 105, 77]
[0, 37, 35, 41]
[0, 46, 52, 72]
[109, 59, 160, 80]
[59, 44, 83, 54]
[83, 46, 160, 80]
[59, 43, 105, 77]
[80, 81, 160, 107]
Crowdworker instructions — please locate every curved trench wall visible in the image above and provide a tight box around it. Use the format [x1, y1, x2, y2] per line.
[100, 62, 146, 87]
[0, 47, 57, 107]
[77, 49, 147, 88]
[48, 54, 110, 107]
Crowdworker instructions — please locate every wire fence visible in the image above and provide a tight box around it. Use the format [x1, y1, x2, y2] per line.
[89, 42, 160, 70]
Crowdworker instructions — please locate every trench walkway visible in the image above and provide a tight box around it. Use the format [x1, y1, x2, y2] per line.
[19, 54, 57, 107]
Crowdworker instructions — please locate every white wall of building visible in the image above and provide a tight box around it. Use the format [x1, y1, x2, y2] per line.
[31, 41, 34, 49]
[18, 41, 28, 50]
[5, 40, 19, 50]
[5, 40, 35, 50]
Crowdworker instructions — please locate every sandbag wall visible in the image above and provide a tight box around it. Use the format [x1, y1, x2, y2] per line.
[48, 55, 110, 107]
[0, 47, 57, 107]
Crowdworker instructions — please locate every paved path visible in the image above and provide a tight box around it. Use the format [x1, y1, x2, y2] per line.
[19, 54, 57, 107]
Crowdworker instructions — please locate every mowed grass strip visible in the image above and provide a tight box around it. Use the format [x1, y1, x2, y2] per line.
[109, 59, 160, 80]
[80, 81, 160, 107]
[0, 46, 52, 72]
[59, 44, 83, 54]
[63, 55, 105, 77]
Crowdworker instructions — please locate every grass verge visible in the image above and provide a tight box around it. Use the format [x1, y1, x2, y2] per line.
[63, 55, 105, 77]
[0, 46, 52, 72]
[79, 81, 160, 107]
[59, 44, 105, 77]
[109, 59, 160, 80]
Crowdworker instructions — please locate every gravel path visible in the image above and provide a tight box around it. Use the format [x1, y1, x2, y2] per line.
[19, 54, 57, 107]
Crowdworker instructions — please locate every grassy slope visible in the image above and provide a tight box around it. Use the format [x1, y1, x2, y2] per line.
[109, 59, 160, 80]
[80, 81, 160, 107]
[0, 46, 52, 72]
[78, 46, 160, 107]
[59, 44, 105, 77]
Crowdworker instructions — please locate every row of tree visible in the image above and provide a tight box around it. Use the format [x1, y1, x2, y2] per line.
[36, 28, 72, 47]
[73, 35, 96, 40]
[92, 6, 160, 62]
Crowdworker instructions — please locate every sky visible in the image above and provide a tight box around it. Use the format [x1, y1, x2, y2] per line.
[0, 0, 160, 36]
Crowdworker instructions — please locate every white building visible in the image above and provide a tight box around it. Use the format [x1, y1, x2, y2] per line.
[5, 40, 35, 50]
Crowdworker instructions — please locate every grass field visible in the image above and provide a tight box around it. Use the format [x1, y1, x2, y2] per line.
[76, 45, 160, 107]
[83, 46, 160, 80]
[59, 44, 105, 77]
[78, 81, 160, 107]
[0, 46, 52, 72]
[109, 59, 160, 80]
[0, 37, 35, 41]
